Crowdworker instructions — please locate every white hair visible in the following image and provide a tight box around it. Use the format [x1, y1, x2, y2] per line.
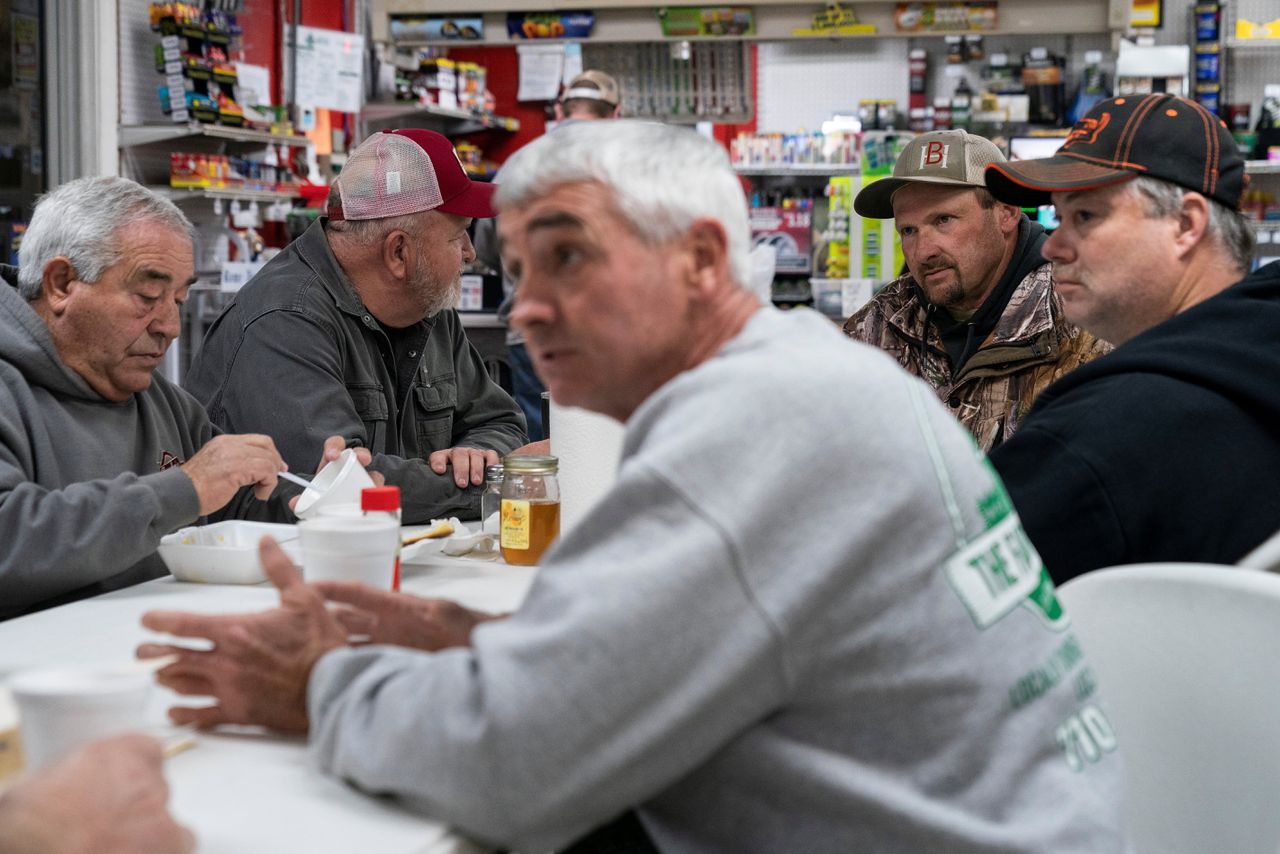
[17, 176, 194, 300]
[495, 120, 752, 289]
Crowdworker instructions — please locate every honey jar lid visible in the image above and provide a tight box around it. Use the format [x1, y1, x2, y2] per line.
[502, 454, 559, 474]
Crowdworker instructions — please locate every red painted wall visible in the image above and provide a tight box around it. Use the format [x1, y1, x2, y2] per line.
[445, 46, 549, 162]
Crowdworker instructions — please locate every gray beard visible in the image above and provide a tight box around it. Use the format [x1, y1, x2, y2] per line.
[419, 273, 463, 318]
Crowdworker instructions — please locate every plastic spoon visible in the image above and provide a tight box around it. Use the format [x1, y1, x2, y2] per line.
[277, 470, 314, 490]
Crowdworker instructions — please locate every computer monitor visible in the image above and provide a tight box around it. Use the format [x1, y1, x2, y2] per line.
[1008, 136, 1067, 160]
[1008, 137, 1067, 229]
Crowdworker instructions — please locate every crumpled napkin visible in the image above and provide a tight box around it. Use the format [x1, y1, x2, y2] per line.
[438, 518, 499, 557]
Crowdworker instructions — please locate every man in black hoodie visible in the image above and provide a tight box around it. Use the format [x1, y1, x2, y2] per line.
[844, 130, 1108, 451]
[985, 93, 1280, 583]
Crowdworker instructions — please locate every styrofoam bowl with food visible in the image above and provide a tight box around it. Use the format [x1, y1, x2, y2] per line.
[158, 520, 301, 584]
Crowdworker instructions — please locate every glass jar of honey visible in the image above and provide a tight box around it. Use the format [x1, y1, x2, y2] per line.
[500, 454, 560, 566]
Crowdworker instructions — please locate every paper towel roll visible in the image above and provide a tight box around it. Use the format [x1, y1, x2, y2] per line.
[549, 400, 626, 536]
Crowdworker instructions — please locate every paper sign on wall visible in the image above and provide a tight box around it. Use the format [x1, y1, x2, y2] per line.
[517, 44, 564, 102]
[286, 25, 364, 114]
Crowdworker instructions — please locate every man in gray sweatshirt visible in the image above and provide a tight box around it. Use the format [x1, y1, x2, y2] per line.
[142, 123, 1130, 853]
[0, 176, 293, 618]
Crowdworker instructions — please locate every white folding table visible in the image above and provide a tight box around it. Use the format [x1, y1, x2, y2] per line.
[0, 538, 536, 854]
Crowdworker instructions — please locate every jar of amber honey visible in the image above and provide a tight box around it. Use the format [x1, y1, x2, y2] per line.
[500, 454, 560, 565]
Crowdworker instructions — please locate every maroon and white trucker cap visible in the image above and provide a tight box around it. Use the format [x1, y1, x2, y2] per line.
[327, 128, 496, 221]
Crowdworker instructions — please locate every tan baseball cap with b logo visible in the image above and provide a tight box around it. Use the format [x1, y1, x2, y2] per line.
[854, 129, 1007, 219]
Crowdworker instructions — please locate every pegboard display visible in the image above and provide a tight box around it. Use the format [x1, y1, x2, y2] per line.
[119, 0, 173, 126]
[582, 42, 753, 122]
[1222, 0, 1280, 127]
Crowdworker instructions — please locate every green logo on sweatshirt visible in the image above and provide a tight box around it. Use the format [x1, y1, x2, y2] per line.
[944, 462, 1067, 631]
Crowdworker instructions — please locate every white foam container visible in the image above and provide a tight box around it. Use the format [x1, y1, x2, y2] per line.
[158, 520, 300, 584]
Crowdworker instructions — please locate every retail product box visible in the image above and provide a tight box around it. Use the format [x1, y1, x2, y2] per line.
[458, 274, 484, 311]
[220, 261, 267, 293]
[809, 278, 875, 319]
[842, 279, 876, 316]
[421, 59, 458, 110]
[750, 206, 812, 274]
[456, 62, 486, 113]
[456, 273, 504, 311]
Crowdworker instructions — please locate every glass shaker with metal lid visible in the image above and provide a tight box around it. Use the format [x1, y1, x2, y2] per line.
[499, 454, 559, 566]
[480, 464, 504, 535]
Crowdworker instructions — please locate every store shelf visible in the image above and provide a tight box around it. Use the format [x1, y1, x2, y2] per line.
[1225, 38, 1280, 50]
[360, 101, 520, 135]
[119, 122, 310, 149]
[150, 185, 307, 203]
[374, 0, 1114, 44]
[735, 164, 860, 177]
[1245, 160, 1280, 176]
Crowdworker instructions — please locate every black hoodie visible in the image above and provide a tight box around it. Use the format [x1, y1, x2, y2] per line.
[990, 260, 1280, 583]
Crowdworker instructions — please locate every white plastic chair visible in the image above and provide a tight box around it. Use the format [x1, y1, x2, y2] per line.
[1058, 564, 1280, 854]
[1238, 527, 1280, 572]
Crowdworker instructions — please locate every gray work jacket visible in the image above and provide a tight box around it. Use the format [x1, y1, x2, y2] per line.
[186, 219, 526, 523]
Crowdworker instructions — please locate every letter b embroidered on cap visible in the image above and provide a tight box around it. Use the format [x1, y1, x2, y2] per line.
[920, 141, 950, 170]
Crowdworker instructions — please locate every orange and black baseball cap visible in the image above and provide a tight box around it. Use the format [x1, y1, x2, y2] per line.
[985, 93, 1246, 211]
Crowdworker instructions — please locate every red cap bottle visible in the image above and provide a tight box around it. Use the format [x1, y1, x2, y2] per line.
[361, 486, 402, 590]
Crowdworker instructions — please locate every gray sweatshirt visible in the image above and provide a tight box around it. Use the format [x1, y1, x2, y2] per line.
[0, 267, 204, 617]
[308, 307, 1129, 852]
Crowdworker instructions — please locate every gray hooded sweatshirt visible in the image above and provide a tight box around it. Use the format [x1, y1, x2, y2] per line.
[308, 308, 1129, 853]
[0, 265, 205, 618]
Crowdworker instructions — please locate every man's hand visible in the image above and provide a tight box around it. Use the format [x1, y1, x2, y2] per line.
[137, 538, 347, 733]
[428, 446, 501, 488]
[512, 439, 551, 456]
[0, 734, 195, 854]
[181, 434, 286, 515]
[315, 435, 376, 474]
[287, 436, 385, 513]
[313, 581, 502, 651]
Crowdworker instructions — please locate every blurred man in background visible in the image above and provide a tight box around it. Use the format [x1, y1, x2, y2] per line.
[475, 69, 623, 441]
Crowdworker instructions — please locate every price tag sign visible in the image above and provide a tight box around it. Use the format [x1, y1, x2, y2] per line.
[220, 261, 266, 293]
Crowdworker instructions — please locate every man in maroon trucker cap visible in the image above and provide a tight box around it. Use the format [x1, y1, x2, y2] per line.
[187, 128, 527, 524]
[982, 93, 1280, 583]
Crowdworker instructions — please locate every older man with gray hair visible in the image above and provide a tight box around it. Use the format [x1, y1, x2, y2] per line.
[186, 128, 526, 523]
[142, 122, 1128, 853]
[0, 176, 293, 618]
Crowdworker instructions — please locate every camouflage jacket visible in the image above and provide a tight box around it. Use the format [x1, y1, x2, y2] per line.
[843, 264, 1110, 451]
